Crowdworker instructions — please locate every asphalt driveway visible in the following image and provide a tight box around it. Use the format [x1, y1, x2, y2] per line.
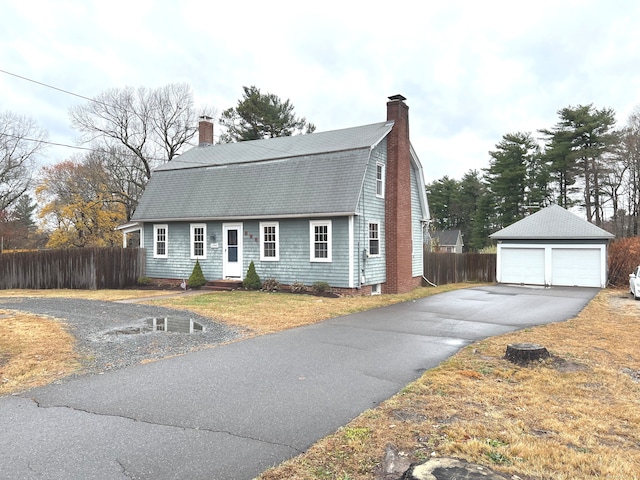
[0, 285, 599, 479]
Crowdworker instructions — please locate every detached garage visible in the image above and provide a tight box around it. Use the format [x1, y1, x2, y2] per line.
[490, 205, 614, 288]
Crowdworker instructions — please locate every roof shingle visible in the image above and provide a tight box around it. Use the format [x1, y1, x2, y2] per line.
[131, 122, 394, 221]
[489, 204, 614, 240]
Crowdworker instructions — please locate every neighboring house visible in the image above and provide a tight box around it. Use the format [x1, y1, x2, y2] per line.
[490, 204, 614, 288]
[429, 229, 463, 253]
[123, 95, 430, 295]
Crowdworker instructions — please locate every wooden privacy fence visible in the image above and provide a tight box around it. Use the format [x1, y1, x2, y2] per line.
[424, 252, 496, 285]
[0, 248, 146, 290]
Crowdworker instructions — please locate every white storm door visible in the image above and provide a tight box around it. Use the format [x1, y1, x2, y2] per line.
[223, 223, 243, 279]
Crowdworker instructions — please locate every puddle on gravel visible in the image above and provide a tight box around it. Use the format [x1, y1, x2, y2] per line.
[100, 317, 205, 338]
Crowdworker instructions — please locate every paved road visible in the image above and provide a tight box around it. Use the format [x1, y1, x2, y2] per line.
[0, 285, 599, 480]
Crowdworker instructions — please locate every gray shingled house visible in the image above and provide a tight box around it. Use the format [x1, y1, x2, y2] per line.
[490, 204, 614, 287]
[429, 229, 464, 253]
[124, 95, 430, 294]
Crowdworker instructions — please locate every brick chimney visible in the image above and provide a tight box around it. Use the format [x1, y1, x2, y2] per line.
[385, 94, 415, 294]
[198, 115, 214, 145]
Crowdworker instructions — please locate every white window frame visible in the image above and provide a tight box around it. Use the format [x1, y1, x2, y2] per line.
[153, 224, 168, 258]
[310, 220, 332, 262]
[260, 222, 279, 261]
[368, 222, 380, 256]
[190, 223, 207, 259]
[376, 162, 385, 198]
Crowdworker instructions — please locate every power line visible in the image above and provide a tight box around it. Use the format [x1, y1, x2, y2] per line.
[0, 131, 171, 162]
[0, 68, 112, 108]
[0, 68, 305, 160]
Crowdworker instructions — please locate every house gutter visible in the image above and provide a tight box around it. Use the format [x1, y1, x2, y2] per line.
[131, 212, 358, 223]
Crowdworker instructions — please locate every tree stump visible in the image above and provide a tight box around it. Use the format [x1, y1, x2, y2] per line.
[505, 343, 550, 364]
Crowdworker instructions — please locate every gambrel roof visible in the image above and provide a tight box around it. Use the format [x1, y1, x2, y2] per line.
[490, 204, 614, 240]
[131, 121, 428, 222]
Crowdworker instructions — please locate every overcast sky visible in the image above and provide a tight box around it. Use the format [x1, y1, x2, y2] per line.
[2, 0, 640, 183]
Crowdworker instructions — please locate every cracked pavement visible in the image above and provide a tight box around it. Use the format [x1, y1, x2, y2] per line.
[0, 285, 599, 479]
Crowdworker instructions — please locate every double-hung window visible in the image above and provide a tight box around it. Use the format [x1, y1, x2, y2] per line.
[310, 220, 332, 262]
[260, 222, 279, 261]
[368, 222, 380, 256]
[190, 224, 207, 259]
[153, 224, 168, 258]
[376, 163, 385, 198]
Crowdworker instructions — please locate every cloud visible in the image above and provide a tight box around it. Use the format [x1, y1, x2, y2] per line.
[2, 0, 640, 181]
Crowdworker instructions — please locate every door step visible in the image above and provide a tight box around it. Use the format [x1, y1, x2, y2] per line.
[205, 279, 243, 291]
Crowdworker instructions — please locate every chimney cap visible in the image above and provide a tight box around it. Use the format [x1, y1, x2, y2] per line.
[388, 94, 406, 102]
[199, 115, 213, 121]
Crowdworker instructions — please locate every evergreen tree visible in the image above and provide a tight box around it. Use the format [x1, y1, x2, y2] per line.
[539, 127, 579, 209]
[426, 176, 463, 231]
[188, 260, 207, 289]
[458, 170, 490, 251]
[243, 261, 261, 290]
[485, 132, 549, 229]
[540, 104, 619, 226]
[12, 194, 36, 229]
[426, 171, 494, 251]
[470, 191, 493, 251]
[219, 86, 315, 143]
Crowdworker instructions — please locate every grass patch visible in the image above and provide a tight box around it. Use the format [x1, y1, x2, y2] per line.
[0, 310, 81, 395]
[146, 283, 475, 335]
[0, 289, 179, 301]
[258, 288, 640, 480]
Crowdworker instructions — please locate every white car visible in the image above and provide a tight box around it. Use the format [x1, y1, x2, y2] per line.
[630, 266, 640, 300]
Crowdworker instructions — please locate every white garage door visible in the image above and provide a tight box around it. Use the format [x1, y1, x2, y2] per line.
[551, 248, 601, 287]
[500, 248, 545, 285]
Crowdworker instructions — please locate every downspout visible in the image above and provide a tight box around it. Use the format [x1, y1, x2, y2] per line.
[422, 220, 437, 287]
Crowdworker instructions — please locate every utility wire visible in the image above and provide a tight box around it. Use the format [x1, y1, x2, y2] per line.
[0, 131, 173, 162]
[0, 68, 113, 108]
[0, 68, 304, 160]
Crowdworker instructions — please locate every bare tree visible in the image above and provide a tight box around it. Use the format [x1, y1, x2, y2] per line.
[619, 106, 640, 235]
[0, 111, 48, 210]
[69, 82, 201, 219]
[88, 147, 147, 221]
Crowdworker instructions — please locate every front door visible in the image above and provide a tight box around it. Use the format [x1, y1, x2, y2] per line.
[223, 223, 243, 279]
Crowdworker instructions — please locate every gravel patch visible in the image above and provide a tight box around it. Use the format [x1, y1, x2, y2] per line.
[0, 297, 243, 375]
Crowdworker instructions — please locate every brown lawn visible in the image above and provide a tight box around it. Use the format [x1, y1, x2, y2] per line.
[1, 285, 638, 479]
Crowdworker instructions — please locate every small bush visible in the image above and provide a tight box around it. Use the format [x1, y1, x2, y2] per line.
[188, 260, 207, 289]
[243, 261, 262, 290]
[290, 280, 307, 293]
[312, 281, 330, 295]
[261, 278, 281, 292]
[137, 276, 152, 286]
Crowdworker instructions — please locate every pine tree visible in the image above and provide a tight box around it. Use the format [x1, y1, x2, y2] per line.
[219, 86, 315, 143]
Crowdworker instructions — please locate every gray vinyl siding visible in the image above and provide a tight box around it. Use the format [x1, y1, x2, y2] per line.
[251, 217, 351, 287]
[355, 141, 386, 287]
[411, 165, 424, 277]
[143, 222, 224, 281]
[143, 218, 352, 288]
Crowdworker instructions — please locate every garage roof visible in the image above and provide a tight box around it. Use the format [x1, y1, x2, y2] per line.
[490, 204, 615, 240]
